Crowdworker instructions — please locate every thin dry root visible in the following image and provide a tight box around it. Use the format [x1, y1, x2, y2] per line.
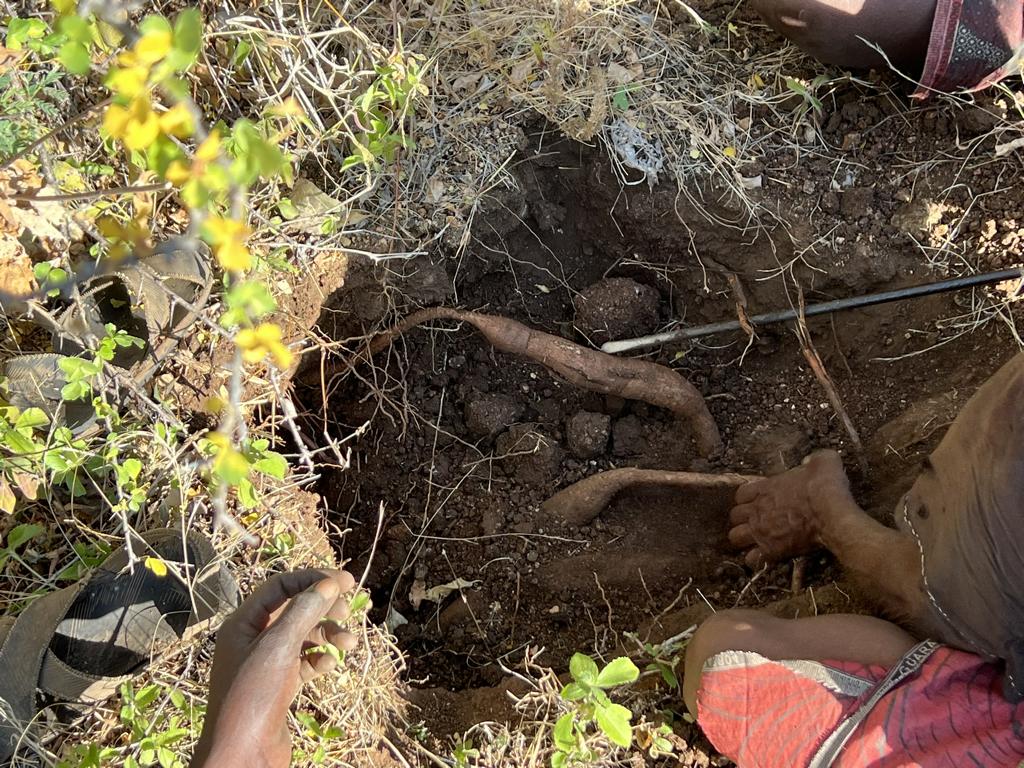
[541, 467, 761, 526]
[366, 308, 723, 456]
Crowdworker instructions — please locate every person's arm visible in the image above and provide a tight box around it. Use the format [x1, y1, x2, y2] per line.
[728, 451, 937, 633]
[191, 570, 358, 768]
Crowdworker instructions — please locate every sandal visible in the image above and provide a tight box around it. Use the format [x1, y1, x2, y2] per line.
[1, 237, 211, 433]
[0, 527, 238, 765]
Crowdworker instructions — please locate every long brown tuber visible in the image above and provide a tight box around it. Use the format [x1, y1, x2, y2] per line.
[367, 308, 722, 456]
[541, 467, 760, 526]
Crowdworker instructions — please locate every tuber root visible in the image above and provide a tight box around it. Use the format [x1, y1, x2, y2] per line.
[541, 468, 760, 526]
[367, 308, 722, 456]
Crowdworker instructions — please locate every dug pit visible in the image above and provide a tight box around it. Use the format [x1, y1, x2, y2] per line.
[294, 134, 1018, 712]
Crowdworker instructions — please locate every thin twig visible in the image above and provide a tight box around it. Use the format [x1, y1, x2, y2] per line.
[795, 288, 868, 474]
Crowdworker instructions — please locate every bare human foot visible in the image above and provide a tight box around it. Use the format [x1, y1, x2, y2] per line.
[191, 569, 358, 768]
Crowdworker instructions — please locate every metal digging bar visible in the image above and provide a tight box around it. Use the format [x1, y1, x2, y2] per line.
[601, 268, 1024, 355]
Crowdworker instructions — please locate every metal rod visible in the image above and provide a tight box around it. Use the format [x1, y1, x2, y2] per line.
[601, 268, 1024, 355]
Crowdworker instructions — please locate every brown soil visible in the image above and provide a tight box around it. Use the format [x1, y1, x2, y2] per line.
[293, 3, 1023, 759]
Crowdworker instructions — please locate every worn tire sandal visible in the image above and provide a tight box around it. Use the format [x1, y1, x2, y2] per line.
[0, 237, 212, 434]
[0, 528, 238, 765]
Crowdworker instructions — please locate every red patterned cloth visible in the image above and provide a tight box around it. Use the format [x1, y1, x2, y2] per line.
[697, 645, 1024, 767]
[915, 0, 1024, 97]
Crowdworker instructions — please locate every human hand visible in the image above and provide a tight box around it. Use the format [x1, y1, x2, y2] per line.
[727, 450, 855, 568]
[191, 569, 358, 768]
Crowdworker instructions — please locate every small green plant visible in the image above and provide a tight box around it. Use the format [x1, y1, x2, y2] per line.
[198, 434, 288, 508]
[293, 712, 344, 765]
[625, 631, 685, 691]
[58, 324, 145, 402]
[32, 263, 70, 297]
[551, 654, 640, 767]
[784, 74, 829, 121]
[636, 722, 675, 759]
[59, 681, 202, 768]
[452, 739, 480, 767]
[343, 52, 427, 172]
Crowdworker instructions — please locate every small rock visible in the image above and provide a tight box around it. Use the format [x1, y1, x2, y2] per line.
[566, 411, 611, 458]
[611, 415, 647, 456]
[496, 424, 563, 484]
[840, 187, 875, 218]
[574, 277, 661, 344]
[480, 508, 503, 536]
[526, 551, 539, 563]
[465, 393, 522, 439]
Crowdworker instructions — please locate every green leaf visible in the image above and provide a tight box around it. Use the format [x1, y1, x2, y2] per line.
[349, 591, 371, 614]
[123, 458, 143, 479]
[253, 450, 287, 479]
[172, 9, 202, 61]
[7, 18, 49, 51]
[14, 408, 49, 431]
[278, 198, 299, 219]
[552, 713, 576, 751]
[595, 702, 633, 748]
[569, 653, 599, 685]
[550, 751, 567, 768]
[60, 380, 91, 401]
[55, 14, 91, 44]
[6, 522, 44, 550]
[612, 87, 629, 112]
[229, 40, 252, 69]
[139, 15, 173, 37]
[659, 664, 679, 690]
[43, 451, 70, 472]
[559, 682, 589, 702]
[596, 657, 639, 688]
[3, 427, 38, 455]
[237, 477, 258, 508]
[135, 683, 161, 709]
[157, 747, 176, 768]
[58, 41, 91, 75]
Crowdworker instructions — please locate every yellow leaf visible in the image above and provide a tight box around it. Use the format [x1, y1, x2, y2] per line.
[105, 65, 148, 98]
[723, 146, 737, 158]
[215, 241, 252, 272]
[144, 556, 168, 577]
[204, 215, 247, 244]
[195, 132, 221, 162]
[202, 395, 225, 414]
[266, 97, 305, 118]
[270, 342, 294, 369]
[0, 478, 15, 515]
[134, 29, 172, 65]
[164, 160, 191, 186]
[124, 114, 159, 150]
[158, 103, 194, 139]
[102, 104, 131, 139]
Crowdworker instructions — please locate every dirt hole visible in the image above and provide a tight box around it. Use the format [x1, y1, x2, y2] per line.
[294, 133, 1016, 711]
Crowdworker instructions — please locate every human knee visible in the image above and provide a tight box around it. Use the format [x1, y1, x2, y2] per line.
[687, 609, 771, 667]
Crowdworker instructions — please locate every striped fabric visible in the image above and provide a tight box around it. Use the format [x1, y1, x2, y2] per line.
[915, 0, 1023, 97]
[697, 646, 1024, 767]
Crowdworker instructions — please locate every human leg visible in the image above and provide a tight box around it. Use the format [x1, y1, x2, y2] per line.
[749, 0, 937, 70]
[683, 609, 916, 717]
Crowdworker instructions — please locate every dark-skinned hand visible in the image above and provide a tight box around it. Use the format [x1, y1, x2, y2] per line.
[728, 450, 855, 568]
[191, 569, 358, 768]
